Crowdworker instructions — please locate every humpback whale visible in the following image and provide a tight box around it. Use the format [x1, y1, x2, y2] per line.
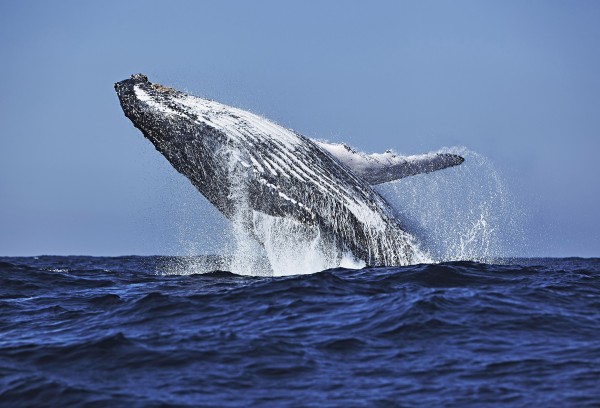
[114, 74, 463, 268]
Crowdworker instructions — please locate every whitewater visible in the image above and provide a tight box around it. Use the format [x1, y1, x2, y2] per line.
[168, 148, 522, 276]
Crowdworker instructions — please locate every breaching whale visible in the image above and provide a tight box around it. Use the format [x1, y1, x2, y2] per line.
[114, 74, 463, 268]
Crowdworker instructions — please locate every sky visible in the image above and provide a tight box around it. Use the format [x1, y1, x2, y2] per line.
[0, 0, 598, 257]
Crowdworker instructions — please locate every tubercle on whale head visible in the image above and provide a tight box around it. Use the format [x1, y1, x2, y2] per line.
[114, 73, 178, 96]
[130, 73, 148, 83]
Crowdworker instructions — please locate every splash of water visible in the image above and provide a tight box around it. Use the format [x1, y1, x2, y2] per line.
[253, 212, 366, 275]
[376, 147, 523, 263]
[225, 182, 366, 276]
[166, 147, 521, 276]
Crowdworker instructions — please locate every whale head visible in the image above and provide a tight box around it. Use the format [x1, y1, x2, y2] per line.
[114, 74, 239, 217]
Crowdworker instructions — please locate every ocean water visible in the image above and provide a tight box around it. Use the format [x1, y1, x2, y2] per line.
[1, 256, 599, 407]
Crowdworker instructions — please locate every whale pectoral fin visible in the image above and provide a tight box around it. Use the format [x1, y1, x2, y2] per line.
[314, 141, 464, 185]
[361, 152, 465, 185]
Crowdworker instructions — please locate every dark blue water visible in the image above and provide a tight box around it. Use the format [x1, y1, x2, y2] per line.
[1, 256, 599, 407]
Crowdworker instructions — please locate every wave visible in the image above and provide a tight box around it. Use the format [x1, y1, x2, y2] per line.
[1, 257, 599, 406]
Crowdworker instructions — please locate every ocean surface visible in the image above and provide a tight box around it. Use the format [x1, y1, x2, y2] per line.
[1, 256, 599, 407]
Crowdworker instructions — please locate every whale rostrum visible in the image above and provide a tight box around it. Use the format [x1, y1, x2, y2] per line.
[114, 74, 464, 267]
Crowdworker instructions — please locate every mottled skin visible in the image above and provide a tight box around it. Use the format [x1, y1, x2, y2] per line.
[115, 74, 423, 265]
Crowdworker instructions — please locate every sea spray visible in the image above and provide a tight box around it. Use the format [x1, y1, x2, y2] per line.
[376, 148, 523, 263]
[228, 180, 359, 276]
[166, 147, 518, 275]
[251, 212, 358, 276]
[222, 148, 517, 273]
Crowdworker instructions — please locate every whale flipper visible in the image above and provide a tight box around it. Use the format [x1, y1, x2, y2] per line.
[315, 141, 464, 185]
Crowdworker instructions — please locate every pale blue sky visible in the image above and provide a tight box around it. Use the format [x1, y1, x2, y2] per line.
[0, 1, 598, 257]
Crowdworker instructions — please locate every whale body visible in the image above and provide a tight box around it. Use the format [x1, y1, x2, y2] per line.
[114, 74, 463, 268]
